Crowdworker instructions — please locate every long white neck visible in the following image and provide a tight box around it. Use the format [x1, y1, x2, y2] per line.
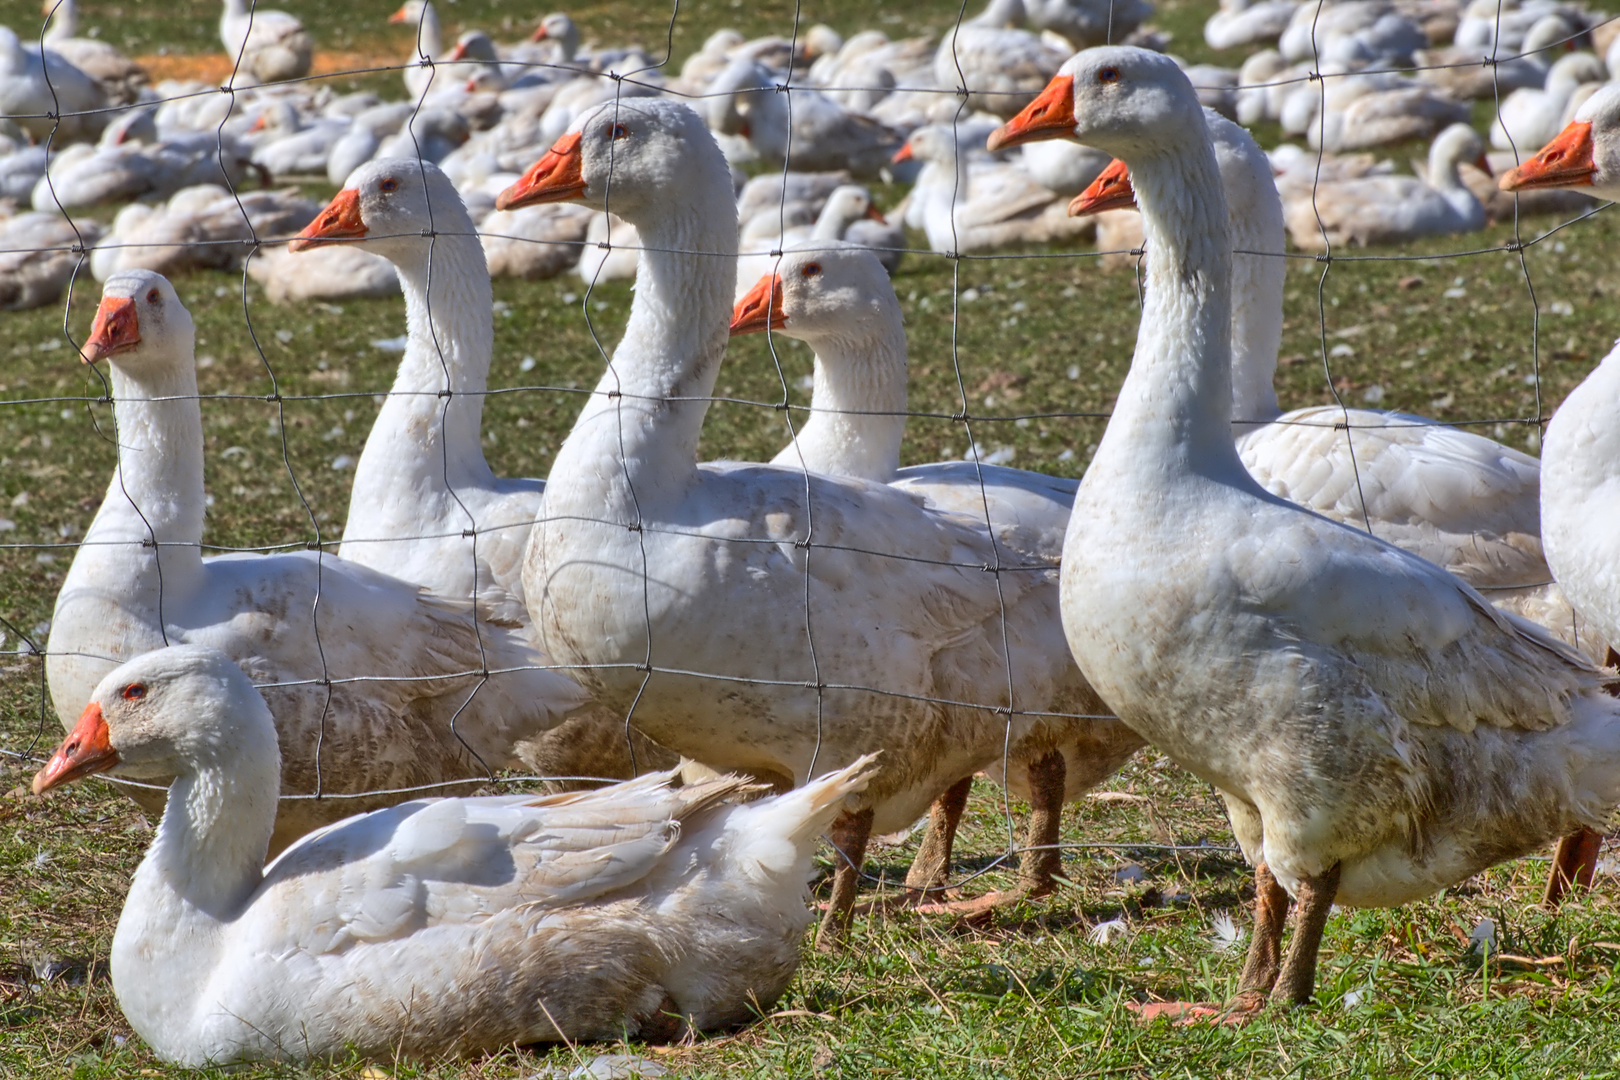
[1091, 140, 1238, 477]
[416, 2, 443, 60]
[1427, 135, 1472, 197]
[775, 315, 908, 482]
[112, 725, 279, 1053]
[551, 184, 738, 497]
[45, 0, 78, 42]
[1226, 168, 1285, 429]
[222, 0, 248, 22]
[76, 354, 207, 590]
[351, 228, 498, 513]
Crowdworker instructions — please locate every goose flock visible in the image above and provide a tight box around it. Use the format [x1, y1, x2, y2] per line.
[13, 0, 1620, 1065]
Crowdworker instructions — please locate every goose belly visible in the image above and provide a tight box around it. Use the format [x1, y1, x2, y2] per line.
[525, 493, 1025, 832]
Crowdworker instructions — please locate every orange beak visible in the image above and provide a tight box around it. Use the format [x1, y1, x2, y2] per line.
[497, 131, 586, 210]
[32, 702, 119, 795]
[289, 188, 367, 253]
[891, 142, 914, 164]
[1499, 120, 1594, 191]
[530, 23, 549, 41]
[863, 202, 887, 222]
[1474, 153, 1492, 177]
[80, 295, 139, 364]
[388, 5, 411, 24]
[447, 41, 469, 62]
[730, 273, 785, 336]
[1069, 158, 1134, 216]
[987, 74, 1076, 151]
[249, 114, 267, 133]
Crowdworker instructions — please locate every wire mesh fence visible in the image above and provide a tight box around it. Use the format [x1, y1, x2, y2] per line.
[2, 0, 1616, 902]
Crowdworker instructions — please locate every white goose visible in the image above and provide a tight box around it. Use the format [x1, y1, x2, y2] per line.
[0, 24, 106, 141]
[219, 0, 313, 85]
[706, 57, 904, 178]
[935, 0, 1073, 120]
[899, 125, 1094, 254]
[292, 159, 542, 611]
[1502, 87, 1620, 661]
[730, 242, 1145, 900]
[40, 0, 148, 105]
[1204, 0, 1300, 51]
[1491, 50, 1608, 152]
[734, 185, 898, 300]
[0, 209, 102, 311]
[496, 100, 1096, 939]
[32, 644, 877, 1064]
[1074, 112, 1594, 664]
[991, 47, 1620, 1017]
[1282, 123, 1489, 249]
[390, 0, 446, 100]
[48, 271, 588, 854]
[293, 161, 674, 786]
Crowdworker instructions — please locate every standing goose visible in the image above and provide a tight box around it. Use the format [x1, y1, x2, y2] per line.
[32, 644, 878, 1064]
[496, 100, 1091, 941]
[990, 47, 1620, 1017]
[292, 158, 674, 785]
[731, 242, 1144, 903]
[219, 0, 314, 85]
[1073, 113, 1596, 661]
[48, 271, 589, 854]
[1500, 84, 1620, 892]
[292, 159, 540, 610]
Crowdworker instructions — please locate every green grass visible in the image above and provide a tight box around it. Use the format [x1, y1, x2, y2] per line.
[10, 0, 1620, 1076]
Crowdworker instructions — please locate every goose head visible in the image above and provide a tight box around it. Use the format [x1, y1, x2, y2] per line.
[446, 30, 499, 65]
[531, 12, 580, 57]
[290, 157, 472, 259]
[816, 184, 885, 233]
[80, 271, 194, 370]
[730, 241, 894, 341]
[1428, 122, 1489, 183]
[33, 645, 275, 794]
[1071, 157, 1133, 215]
[988, 47, 1206, 158]
[495, 98, 733, 224]
[389, 0, 423, 23]
[1501, 83, 1620, 199]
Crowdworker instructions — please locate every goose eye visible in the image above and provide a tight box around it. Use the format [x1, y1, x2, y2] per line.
[1098, 67, 1120, 83]
[122, 683, 146, 700]
[378, 178, 398, 193]
[611, 124, 629, 140]
[802, 263, 821, 278]
[145, 288, 159, 303]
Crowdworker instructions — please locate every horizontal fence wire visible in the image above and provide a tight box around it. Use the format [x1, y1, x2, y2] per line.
[0, 0, 1606, 899]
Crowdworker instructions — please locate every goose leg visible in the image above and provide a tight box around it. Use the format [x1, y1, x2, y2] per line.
[905, 776, 973, 900]
[1017, 749, 1067, 896]
[1269, 862, 1341, 1009]
[1131, 862, 1290, 1025]
[815, 807, 873, 949]
[1543, 826, 1604, 909]
[1215, 861, 1291, 1021]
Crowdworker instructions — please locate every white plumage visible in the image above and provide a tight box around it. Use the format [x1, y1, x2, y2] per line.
[32, 644, 877, 1064]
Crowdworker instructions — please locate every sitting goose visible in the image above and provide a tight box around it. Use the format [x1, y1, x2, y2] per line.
[219, 0, 313, 85]
[40, 0, 148, 105]
[32, 644, 877, 1064]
